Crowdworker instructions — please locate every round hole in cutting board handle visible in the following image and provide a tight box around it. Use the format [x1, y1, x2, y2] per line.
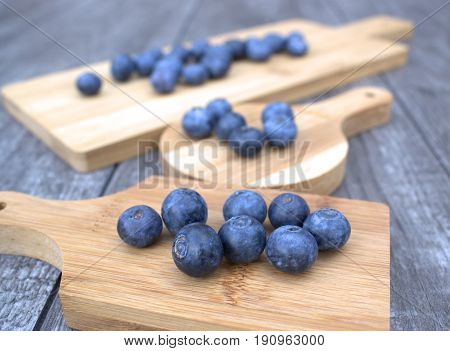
[365, 91, 375, 98]
[0, 202, 6, 211]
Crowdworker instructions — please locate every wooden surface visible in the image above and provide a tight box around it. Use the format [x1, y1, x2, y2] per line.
[1, 16, 411, 172]
[0, 0, 448, 331]
[0, 177, 390, 330]
[160, 87, 392, 194]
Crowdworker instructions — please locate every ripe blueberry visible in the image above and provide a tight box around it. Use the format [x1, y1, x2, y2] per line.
[225, 39, 246, 60]
[303, 208, 351, 251]
[134, 49, 162, 76]
[111, 54, 135, 81]
[264, 32, 286, 53]
[215, 112, 246, 141]
[268, 193, 310, 228]
[229, 126, 265, 157]
[168, 44, 191, 62]
[172, 223, 223, 277]
[223, 190, 267, 223]
[206, 98, 232, 124]
[202, 54, 231, 79]
[182, 63, 208, 85]
[262, 101, 294, 123]
[150, 69, 178, 94]
[286, 32, 308, 56]
[190, 39, 210, 60]
[154, 57, 183, 76]
[117, 205, 162, 248]
[161, 188, 208, 235]
[76, 72, 101, 96]
[218, 215, 266, 264]
[182, 107, 214, 139]
[245, 37, 272, 61]
[263, 116, 297, 148]
[266, 225, 318, 274]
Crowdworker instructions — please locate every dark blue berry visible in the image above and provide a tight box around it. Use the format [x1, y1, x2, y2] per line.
[303, 208, 351, 251]
[263, 116, 297, 148]
[191, 39, 210, 60]
[134, 49, 162, 76]
[204, 44, 233, 62]
[150, 69, 177, 94]
[161, 188, 208, 235]
[266, 225, 318, 274]
[117, 205, 162, 248]
[286, 32, 308, 56]
[262, 101, 294, 123]
[76, 72, 101, 96]
[215, 112, 246, 141]
[182, 63, 208, 85]
[223, 190, 267, 223]
[182, 107, 214, 139]
[202, 55, 231, 79]
[245, 37, 272, 61]
[206, 98, 232, 124]
[168, 44, 191, 62]
[172, 223, 223, 277]
[225, 39, 246, 60]
[154, 57, 183, 76]
[268, 193, 310, 228]
[264, 32, 286, 53]
[229, 126, 265, 157]
[111, 54, 135, 81]
[218, 215, 266, 264]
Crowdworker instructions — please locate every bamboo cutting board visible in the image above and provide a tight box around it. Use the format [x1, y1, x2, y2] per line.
[1, 16, 412, 171]
[160, 87, 392, 194]
[0, 177, 390, 330]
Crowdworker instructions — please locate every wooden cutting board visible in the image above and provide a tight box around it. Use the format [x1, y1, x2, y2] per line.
[160, 87, 392, 194]
[1, 16, 412, 172]
[0, 177, 390, 330]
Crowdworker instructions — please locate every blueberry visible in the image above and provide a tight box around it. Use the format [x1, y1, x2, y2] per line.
[245, 37, 272, 61]
[218, 215, 266, 264]
[303, 208, 351, 251]
[172, 223, 223, 277]
[223, 190, 267, 223]
[111, 54, 135, 81]
[206, 98, 232, 124]
[134, 49, 162, 76]
[215, 112, 246, 141]
[150, 69, 177, 94]
[286, 32, 308, 56]
[182, 107, 214, 139]
[264, 32, 286, 53]
[268, 193, 310, 228]
[262, 101, 294, 123]
[154, 57, 183, 76]
[168, 44, 191, 62]
[76, 72, 101, 96]
[225, 39, 246, 60]
[117, 205, 162, 248]
[202, 54, 231, 79]
[182, 63, 208, 85]
[266, 225, 318, 274]
[204, 44, 233, 62]
[229, 126, 265, 157]
[161, 188, 208, 235]
[191, 39, 210, 60]
[263, 117, 297, 148]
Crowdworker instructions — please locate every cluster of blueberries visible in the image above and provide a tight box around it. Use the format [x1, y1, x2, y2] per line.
[75, 31, 308, 96]
[117, 188, 351, 277]
[183, 97, 298, 157]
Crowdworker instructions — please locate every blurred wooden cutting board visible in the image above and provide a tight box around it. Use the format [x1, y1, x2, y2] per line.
[1, 16, 412, 171]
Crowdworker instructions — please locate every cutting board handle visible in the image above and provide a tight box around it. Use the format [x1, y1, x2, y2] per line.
[294, 87, 393, 137]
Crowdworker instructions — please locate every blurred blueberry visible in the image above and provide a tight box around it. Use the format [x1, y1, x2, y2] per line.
[155, 56, 183, 76]
[223, 190, 267, 223]
[264, 32, 286, 53]
[202, 55, 231, 79]
[225, 39, 246, 60]
[268, 193, 310, 228]
[266, 225, 318, 274]
[76, 72, 101, 96]
[172, 223, 223, 277]
[204, 44, 233, 62]
[229, 126, 265, 157]
[161, 188, 208, 235]
[215, 111, 246, 141]
[150, 69, 177, 94]
[117, 205, 162, 248]
[111, 53, 135, 81]
[262, 101, 294, 123]
[264, 116, 297, 148]
[182, 107, 214, 138]
[286, 32, 308, 56]
[134, 49, 161, 76]
[219, 215, 266, 264]
[245, 37, 272, 61]
[168, 44, 191, 62]
[191, 39, 210, 60]
[182, 63, 208, 85]
[303, 208, 351, 251]
[206, 98, 232, 124]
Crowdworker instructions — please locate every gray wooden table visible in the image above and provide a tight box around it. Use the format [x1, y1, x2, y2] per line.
[0, 0, 448, 331]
